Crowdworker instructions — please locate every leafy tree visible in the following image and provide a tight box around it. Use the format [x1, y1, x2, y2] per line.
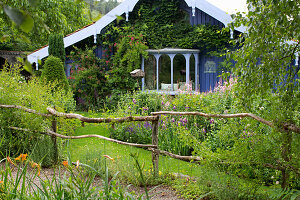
[0, 0, 91, 50]
[229, 0, 299, 188]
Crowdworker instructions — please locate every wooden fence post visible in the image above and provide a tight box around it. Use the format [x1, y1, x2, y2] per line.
[51, 117, 58, 164]
[151, 119, 159, 176]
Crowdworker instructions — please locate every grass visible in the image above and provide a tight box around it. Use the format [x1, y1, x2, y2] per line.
[67, 123, 203, 178]
[65, 113, 287, 199]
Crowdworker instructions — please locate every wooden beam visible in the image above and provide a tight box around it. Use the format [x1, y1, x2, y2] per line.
[9, 127, 157, 149]
[47, 107, 159, 123]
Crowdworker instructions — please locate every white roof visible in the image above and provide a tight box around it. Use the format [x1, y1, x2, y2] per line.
[27, 0, 246, 65]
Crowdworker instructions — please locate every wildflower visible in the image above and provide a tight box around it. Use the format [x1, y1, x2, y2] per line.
[0, 181, 3, 192]
[172, 118, 175, 123]
[62, 161, 69, 167]
[76, 160, 80, 168]
[133, 98, 136, 104]
[103, 155, 114, 161]
[172, 105, 176, 110]
[165, 101, 170, 108]
[15, 154, 27, 162]
[276, 181, 279, 185]
[6, 156, 16, 166]
[30, 162, 41, 176]
[202, 128, 206, 133]
[209, 119, 214, 124]
[143, 107, 148, 111]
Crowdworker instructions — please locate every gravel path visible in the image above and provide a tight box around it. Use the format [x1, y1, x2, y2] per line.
[0, 162, 183, 199]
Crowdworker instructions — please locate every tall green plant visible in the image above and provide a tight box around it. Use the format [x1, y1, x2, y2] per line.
[229, 0, 299, 188]
[108, 32, 149, 92]
[0, 66, 76, 162]
[48, 33, 66, 64]
[41, 56, 69, 92]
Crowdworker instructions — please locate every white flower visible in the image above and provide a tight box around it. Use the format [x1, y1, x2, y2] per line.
[276, 181, 279, 185]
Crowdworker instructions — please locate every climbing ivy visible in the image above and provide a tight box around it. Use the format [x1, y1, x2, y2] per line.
[98, 0, 231, 93]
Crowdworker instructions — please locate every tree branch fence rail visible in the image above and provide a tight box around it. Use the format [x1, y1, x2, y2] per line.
[1, 104, 299, 179]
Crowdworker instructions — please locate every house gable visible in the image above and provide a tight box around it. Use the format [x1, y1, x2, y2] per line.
[27, 0, 245, 67]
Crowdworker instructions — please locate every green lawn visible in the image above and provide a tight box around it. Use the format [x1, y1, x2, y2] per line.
[67, 122, 203, 177]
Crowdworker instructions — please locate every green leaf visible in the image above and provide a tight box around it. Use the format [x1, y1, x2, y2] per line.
[28, 0, 39, 7]
[19, 12, 34, 33]
[3, 6, 34, 33]
[0, 35, 10, 42]
[4, 6, 24, 26]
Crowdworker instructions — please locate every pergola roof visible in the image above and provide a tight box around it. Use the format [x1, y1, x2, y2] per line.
[147, 48, 201, 55]
[27, 0, 246, 65]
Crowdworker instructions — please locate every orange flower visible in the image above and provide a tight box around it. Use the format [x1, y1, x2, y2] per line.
[62, 161, 69, 167]
[15, 154, 28, 162]
[6, 156, 16, 166]
[103, 155, 114, 161]
[76, 160, 80, 169]
[0, 180, 3, 192]
[30, 162, 41, 176]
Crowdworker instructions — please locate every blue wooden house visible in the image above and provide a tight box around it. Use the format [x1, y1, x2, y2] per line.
[27, 0, 247, 93]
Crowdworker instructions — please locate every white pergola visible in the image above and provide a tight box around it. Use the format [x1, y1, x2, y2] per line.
[141, 48, 200, 94]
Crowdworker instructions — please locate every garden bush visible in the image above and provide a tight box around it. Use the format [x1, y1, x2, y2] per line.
[0, 66, 77, 166]
[48, 33, 66, 64]
[41, 55, 69, 92]
[107, 78, 299, 189]
[69, 46, 110, 111]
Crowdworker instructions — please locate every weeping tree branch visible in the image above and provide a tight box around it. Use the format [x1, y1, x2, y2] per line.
[151, 111, 300, 134]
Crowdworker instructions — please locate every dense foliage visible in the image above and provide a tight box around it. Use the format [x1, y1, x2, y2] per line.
[228, 0, 299, 189]
[0, 66, 76, 165]
[0, 0, 90, 50]
[48, 33, 65, 64]
[68, 46, 109, 110]
[41, 56, 69, 92]
[108, 79, 299, 190]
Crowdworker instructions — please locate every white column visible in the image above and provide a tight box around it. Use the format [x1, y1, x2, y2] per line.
[230, 30, 234, 39]
[169, 54, 176, 91]
[154, 54, 161, 91]
[194, 53, 199, 91]
[141, 57, 145, 91]
[35, 58, 38, 70]
[184, 54, 192, 87]
[94, 29, 97, 44]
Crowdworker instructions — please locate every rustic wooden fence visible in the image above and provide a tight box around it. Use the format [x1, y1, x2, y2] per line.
[1, 104, 299, 180]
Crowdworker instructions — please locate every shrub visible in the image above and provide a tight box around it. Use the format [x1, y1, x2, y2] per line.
[0, 66, 77, 166]
[48, 33, 66, 64]
[69, 46, 109, 111]
[41, 55, 69, 92]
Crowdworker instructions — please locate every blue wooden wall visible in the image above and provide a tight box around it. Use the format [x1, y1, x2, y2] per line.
[182, 4, 226, 92]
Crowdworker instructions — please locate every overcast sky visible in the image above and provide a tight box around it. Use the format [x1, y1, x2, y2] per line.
[206, 0, 248, 14]
[116, 0, 248, 14]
